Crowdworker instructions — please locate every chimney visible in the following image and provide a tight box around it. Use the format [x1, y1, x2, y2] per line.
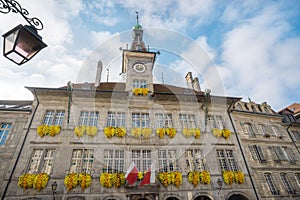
[192, 77, 201, 91]
[95, 60, 102, 87]
[185, 72, 193, 90]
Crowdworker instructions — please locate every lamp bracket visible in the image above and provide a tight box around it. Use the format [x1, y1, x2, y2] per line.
[0, 0, 43, 30]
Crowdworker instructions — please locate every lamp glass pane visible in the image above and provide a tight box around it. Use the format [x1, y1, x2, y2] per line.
[4, 29, 19, 54]
[6, 51, 25, 64]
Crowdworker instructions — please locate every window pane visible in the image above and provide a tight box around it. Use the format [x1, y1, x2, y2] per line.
[41, 149, 55, 174]
[70, 149, 82, 173]
[0, 123, 12, 145]
[89, 112, 99, 126]
[43, 110, 55, 125]
[54, 111, 65, 126]
[79, 112, 89, 126]
[28, 149, 44, 174]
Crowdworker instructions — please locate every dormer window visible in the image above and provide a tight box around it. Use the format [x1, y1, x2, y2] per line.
[133, 79, 146, 88]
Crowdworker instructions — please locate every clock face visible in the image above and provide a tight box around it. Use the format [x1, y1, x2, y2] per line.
[133, 63, 146, 73]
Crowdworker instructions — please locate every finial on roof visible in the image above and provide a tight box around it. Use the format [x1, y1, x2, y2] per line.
[136, 11, 139, 25]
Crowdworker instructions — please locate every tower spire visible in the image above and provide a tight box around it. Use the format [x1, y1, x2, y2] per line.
[131, 11, 146, 51]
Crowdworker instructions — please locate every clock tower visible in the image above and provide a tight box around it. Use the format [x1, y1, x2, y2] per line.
[122, 13, 157, 93]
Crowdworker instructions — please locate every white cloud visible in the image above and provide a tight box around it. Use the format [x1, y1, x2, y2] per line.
[221, 4, 300, 110]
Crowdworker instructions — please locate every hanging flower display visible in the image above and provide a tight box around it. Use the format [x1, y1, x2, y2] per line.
[112, 173, 125, 188]
[18, 174, 36, 189]
[188, 171, 200, 187]
[142, 128, 152, 138]
[191, 128, 201, 139]
[37, 124, 61, 137]
[79, 173, 92, 190]
[33, 173, 49, 191]
[64, 173, 79, 191]
[104, 126, 115, 138]
[221, 128, 231, 140]
[158, 172, 171, 187]
[156, 128, 165, 138]
[183, 128, 192, 137]
[132, 88, 149, 96]
[115, 127, 127, 137]
[223, 170, 234, 185]
[100, 173, 113, 188]
[171, 171, 182, 187]
[131, 127, 142, 137]
[86, 126, 98, 137]
[100, 173, 125, 188]
[138, 171, 144, 180]
[199, 170, 210, 184]
[234, 171, 245, 184]
[166, 128, 177, 138]
[212, 128, 222, 138]
[74, 126, 87, 138]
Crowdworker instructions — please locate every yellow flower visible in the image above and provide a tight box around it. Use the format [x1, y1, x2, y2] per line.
[18, 174, 36, 189]
[183, 128, 192, 137]
[171, 172, 182, 187]
[79, 173, 92, 190]
[131, 127, 142, 137]
[48, 125, 61, 137]
[132, 88, 149, 96]
[191, 128, 201, 139]
[33, 173, 49, 191]
[113, 173, 125, 188]
[64, 173, 79, 191]
[74, 126, 86, 137]
[37, 124, 47, 137]
[104, 126, 115, 138]
[100, 173, 113, 188]
[221, 128, 231, 140]
[223, 170, 234, 185]
[156, 128, 165, 138]
[142, 128, 152, 138]
[115, 127, 126, 137]
[234, 171, 244, 184]
[86, 126, 98, 137]
[158, 172, 171, 187]
[212, 128, 222, 137]
[188, 171, 200, 187]
[199, 170, 210, 184]
[138, 171, 144, 180]
[142, 88, 149, 96]
[166, 128, 176, 138]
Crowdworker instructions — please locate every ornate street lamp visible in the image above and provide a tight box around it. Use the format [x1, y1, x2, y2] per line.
[0, 0, 47, 65]
[217, 178, 223, 194]
[51, 181, 57, 200]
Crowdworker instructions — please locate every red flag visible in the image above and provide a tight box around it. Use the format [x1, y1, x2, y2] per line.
[140, 163, 155, 186]
[125, 162, 139, 185]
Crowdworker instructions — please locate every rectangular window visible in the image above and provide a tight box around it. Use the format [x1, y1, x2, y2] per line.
[216, 149, 238, 171]
[185, 149, 206, 172]
[291, 131, 300, 142]
[133, 79, 146, 88]
[284, 147, 297, 164]
[132, 113, 150, 128]
[132, 150, 151, 171]
[107, 112, 126, 127]
[0, 123, 12, 145]
[103, 149, 124, 173]
[179, 114, 197, 129]
[28, 149, 55, 174]
[155, 114, 173, 128]
[79, 111, 99, 126]
[249, 145, 267, 163]
[43, 110, 65, 126]
[158, 150, 178, 172]
[241, 123, 256, 137]
[208, 115, 224, 129]
[70, 149, 94, 174]
[272, 126, 284, 137]
[265, 173, 279, 195]
[269, 146, 289, 163]
[280, 173, 295, 194]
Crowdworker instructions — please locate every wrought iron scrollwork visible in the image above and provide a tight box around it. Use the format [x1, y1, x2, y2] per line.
[0, 0, 43, 30]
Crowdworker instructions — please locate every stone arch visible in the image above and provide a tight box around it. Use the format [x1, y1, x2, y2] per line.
[193, 195, 212, 200]
[165, 197, 180, 200]
[226, 192, 250, 200]
[163, 193, 181, 200]
[66, 196, 85, 200]
[102, 195, 123, 200]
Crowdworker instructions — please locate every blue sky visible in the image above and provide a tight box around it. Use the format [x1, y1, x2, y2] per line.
[0, 0, 299, 111]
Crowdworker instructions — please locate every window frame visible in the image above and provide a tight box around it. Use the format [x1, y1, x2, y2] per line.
[216, 149, 238, 172]
[280, 173, 295, 194]
[158, 149, 178, 172]
[184, 149, 206, 172]
[131, 149, 151, 172]
[133, 79, 147, 88]
[103, 149, 125, 173]
[27, 148, 56, 175]
[43, 110, 65, 126]
[0, 123, 12, 146]
[107, 111, 126, 127]
[132, 113, 150, 128]
[179, 114, 197, 129]
[70, 149, 94, 174]
[155, 113, 173, 128]
[264, 173, 279, 195]
[79, 111, 99, 126]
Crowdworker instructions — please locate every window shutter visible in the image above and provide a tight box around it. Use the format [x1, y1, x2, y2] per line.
[275, 146, 287, 161]
[268, 146, 280, 162]
[257, 146, 266, 162]
[285, 148, 298, 162]
[249, 145, 258, 160]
